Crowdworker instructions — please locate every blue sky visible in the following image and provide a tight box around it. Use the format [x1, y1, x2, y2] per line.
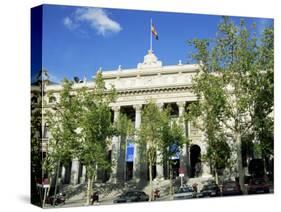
[31, 4, 273, 83]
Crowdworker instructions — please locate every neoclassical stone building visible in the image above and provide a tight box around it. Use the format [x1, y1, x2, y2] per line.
[31, 50, 212, 186]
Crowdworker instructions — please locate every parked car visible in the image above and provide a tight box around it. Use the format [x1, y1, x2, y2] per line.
[45, 192, 66, 205]
[222, 180, 242, 196]
[173, 186, 194, 200]
[198, 183, 221, 198]
[113, 191, 149, 203]
[248, 178, 270, 194]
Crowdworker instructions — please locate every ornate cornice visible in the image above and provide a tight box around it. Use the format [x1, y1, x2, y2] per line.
[117, 84, 192, 96]
[100, 63, 199, 79]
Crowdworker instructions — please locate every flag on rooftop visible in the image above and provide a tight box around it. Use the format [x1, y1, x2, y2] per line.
[151, 24, 159, 40]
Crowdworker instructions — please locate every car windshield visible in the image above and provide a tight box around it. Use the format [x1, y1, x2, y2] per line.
[122, 191, 135, 197]
[224, 182, 237, 187]
[203, 185, 216, 190]
[175, 187, 193, 193]
[252, 179, 266, 185]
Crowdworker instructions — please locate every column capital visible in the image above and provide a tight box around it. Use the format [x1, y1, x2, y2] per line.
[157, 102, 164, 109]
[133, 104, 142, 111]
[177, 101, 186, 108]
[112, 106, 120, 112]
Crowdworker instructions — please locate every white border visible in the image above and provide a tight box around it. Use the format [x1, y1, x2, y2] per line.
[0, 0, 279, 212]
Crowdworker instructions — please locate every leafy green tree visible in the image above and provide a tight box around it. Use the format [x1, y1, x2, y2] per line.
[205, 134, 231, 184]
[75, 71, 117, 205]
[138, 102, 163, 201]
[116, 112, 135, 139]
[160, 116, 186, 197]
[188, 17, 273, 192]
[31, 97, 44, 205]
[187, 73, 231, 184]
[44, 79, 80, 205]
[253, 27, 274, 160]
[44, 72, 117, 205]
[138, 102, 185, 200]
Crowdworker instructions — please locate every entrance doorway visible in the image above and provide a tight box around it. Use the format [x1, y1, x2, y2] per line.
[190, 145, 201, 178]
[170, 159, 180, 179]
[64, 161, 72, 184]
[126, 162, 133, 181]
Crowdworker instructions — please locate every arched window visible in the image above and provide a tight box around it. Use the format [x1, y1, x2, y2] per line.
[49, 96, 56, 103]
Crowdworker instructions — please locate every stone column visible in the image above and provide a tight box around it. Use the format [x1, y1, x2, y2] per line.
[80, 165, 86, 184]
[110, 106, 120, 183]
[114, 106, 126, 182]
[186, 120, 191, 177]
[61, 166, 66, 184]
[200, 144, 212, 178]
[177, 101, 188, 178]
[71, 158, 79, 185]
[156, 102, 164, 179]
[156, 150, 164, 179]
[133, 104, 142, 181]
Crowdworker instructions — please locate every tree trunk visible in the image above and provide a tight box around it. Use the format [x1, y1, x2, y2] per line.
[42, 187, 48, 208]
[169, 161, 173, 199]
[47, 177, 52, 196]
[236, 131, 245, 193]
[86, 175, 94, 205]
[52, 161, 60, 206]
[149, 161, 153, 201]
[215, 169, 219, 185]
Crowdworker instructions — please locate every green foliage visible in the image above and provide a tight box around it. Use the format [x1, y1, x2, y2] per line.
[138, 102, 163, 164]
[138, 101, 185, 200]
[138, 102, 185, 162]
[44, 79, 79, 174]
[188, 17, 273, 185]
[31, 99, 45, 206]
[75, 71, 117, 177]
[44, 71, 117, 204]
[31, 107, 43, 177]
[116, 113, 134, 138]
[160, 114, 186, 163]
[206, 134, 231, 170]
[253, 27, 274, 157]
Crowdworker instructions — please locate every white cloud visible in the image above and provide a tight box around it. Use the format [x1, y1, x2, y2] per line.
[63, 16, 78, 30]
[63, 8, 122, 36]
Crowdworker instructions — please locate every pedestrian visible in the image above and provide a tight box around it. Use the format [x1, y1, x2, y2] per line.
[195, 161, 202, 177]
[192, 183, 198, 193]
[91, 191, 99, 205]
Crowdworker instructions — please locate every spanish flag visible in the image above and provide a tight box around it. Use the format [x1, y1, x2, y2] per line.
[151, 24, 159, 40]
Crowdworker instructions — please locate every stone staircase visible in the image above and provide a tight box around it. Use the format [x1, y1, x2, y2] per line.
[63, 176, 215, 203]
[64, 180, 147, 202]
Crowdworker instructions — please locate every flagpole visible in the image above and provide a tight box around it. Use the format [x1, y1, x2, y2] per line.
[150, 18, 152, 52]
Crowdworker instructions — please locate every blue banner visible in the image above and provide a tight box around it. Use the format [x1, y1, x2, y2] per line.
[169, 144, 180, 160]
[126, 141, 134, 162]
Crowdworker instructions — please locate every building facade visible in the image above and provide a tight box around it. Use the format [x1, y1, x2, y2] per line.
[31, 50, 212, 186]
